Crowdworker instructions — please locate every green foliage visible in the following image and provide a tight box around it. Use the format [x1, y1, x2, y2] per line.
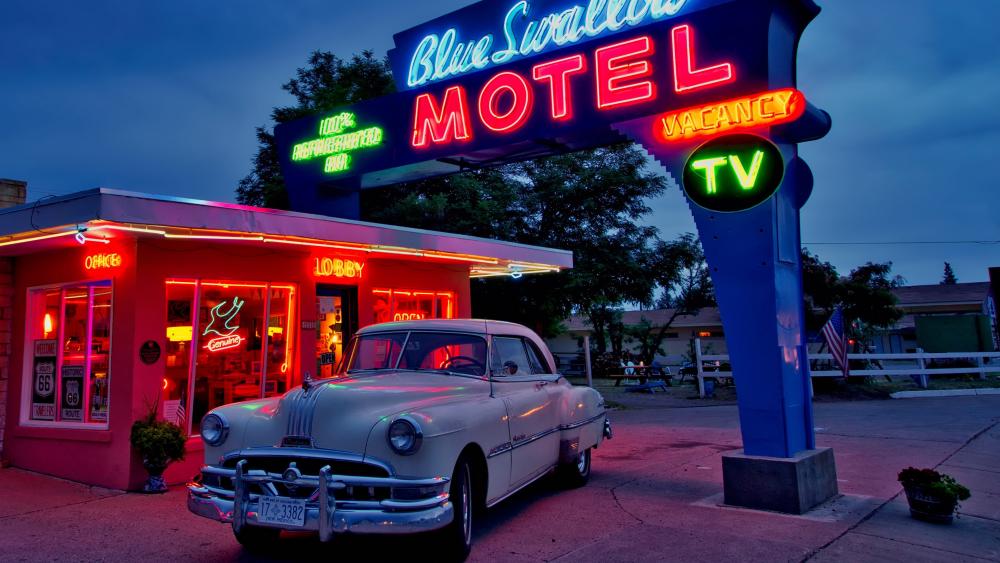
[941, 262, 958, 285]
[898, 467, 971, 504]
[130, 412, 186, 467]
[235, 50, 395, 208]
[801, 249, 905, 347]
[366, 144, 668, 337]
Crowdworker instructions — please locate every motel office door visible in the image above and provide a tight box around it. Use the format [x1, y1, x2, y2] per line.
[315, 285, 358, 379]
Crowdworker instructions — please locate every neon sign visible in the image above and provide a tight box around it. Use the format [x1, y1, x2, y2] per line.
[656, 89, 806, 143]
[682, 134, 784, 213]
[313, 257, 365, 279]
[84, 253, 122, 270]
[202, 297, 245, 353]
[409, 25, 736, 148]
[291, 112, 384, 174]
[394, 312, 426, 321]
[406, 0, 690, 87]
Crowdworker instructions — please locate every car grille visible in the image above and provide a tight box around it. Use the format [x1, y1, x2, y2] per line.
[203, 455, 392, 502]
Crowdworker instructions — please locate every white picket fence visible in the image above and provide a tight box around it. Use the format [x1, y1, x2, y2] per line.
[692, 338, 1000, 398]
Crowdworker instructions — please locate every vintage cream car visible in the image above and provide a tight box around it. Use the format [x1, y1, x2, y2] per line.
[187, 319, 611, 558]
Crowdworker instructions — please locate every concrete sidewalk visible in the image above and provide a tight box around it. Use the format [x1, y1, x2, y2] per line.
[0, 396, 997, 562]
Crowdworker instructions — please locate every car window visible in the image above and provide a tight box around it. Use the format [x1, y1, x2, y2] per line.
[398, 332, 487, 376]
[346, 332, 406, 372]
[492, 337, 531, 377]
[524, 340, 550, 374]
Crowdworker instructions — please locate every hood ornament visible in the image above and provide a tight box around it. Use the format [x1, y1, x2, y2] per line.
[302, 371, 314, 391]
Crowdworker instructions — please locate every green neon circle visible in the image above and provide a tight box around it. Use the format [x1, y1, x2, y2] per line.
[682, 134, 785, 213]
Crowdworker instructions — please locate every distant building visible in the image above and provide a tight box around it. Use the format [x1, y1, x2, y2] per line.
[547, 308, 726, 368]
[547, 280, 999, 370]
[883, 282, 996, 353]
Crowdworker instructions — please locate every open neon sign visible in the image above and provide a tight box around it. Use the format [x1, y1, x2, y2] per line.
[411, 24, 736, 148]
[407, 0, 690, 88]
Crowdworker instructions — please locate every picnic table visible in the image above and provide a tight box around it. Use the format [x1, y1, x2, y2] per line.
[607, 366, 671, 390]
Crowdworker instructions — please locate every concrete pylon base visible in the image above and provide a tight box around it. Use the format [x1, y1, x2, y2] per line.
[722, 447, 838, 514]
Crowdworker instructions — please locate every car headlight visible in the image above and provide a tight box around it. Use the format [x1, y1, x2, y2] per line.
[200, 413, 229, 447]
[387, 418, 422, 456]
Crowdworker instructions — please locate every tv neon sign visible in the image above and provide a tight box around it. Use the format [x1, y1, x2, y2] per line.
[406, 0, 690, 87]
[291, 112, 384, 174]
[202, 297, 245, 353]
[313, 257, 365, 279]
[84, 252, 123, 270]
[411, 25, 736, 148]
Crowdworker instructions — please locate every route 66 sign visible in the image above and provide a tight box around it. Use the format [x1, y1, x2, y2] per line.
[60, 365, 85, 421]
[31, 340, 58, 420]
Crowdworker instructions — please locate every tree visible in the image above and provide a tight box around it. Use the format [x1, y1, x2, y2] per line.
[941, 262, 958, 285]
[623, 234, 714, 363]
[235, 50, 395, 208]
[801, 249, 905, 349]
[366, 145, 668, 337]
[238, 50, 668, 338]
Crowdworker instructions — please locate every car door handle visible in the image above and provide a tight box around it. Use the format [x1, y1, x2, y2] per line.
[535, 381, 549, 388]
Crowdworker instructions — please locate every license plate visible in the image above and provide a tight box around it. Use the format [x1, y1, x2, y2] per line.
[256, 497, 306, 527]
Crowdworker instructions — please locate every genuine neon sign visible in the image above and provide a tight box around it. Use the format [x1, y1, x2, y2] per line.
[291, 112, 384, 174]
[407, 0, 689, 87]
[202, 297, 245, 353]
[411, 25, 736, 148]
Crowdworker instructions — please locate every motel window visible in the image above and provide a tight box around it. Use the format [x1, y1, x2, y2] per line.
[164, 280, 296, 435]
[372, 289, 456, 324]
[23, 281, 113, 428]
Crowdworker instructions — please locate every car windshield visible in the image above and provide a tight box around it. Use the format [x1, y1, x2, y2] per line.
[342, 331, 488, 377]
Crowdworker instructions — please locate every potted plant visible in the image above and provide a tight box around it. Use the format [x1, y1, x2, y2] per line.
[898, 467, 971, 524]
[130, 410, 186, 494]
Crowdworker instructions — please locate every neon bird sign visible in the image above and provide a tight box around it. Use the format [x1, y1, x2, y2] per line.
[406, 0, 690, 88]
[202, 297, 246, 353]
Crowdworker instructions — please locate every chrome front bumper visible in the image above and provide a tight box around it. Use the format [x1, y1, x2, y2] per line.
[187, 461, 453, 541]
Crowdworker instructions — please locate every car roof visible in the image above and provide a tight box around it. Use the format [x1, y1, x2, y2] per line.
[357, 319, 537, 338]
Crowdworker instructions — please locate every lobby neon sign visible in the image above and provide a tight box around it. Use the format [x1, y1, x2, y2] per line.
[411, 25, 736, 148]
[407, 0, 690, 87]
[313, 257, 365, 279]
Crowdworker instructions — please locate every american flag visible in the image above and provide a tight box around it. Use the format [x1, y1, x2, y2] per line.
[176, 388, 187, 430]
[822, 307, 849, 378]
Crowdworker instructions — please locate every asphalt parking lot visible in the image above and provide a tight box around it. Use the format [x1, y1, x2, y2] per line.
[1, 395, 998, 562]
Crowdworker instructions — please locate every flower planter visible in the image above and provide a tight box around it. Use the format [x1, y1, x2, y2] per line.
[903, 484, 957, 524]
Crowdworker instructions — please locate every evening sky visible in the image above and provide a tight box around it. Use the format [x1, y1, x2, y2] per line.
[1, 0, 997, 283]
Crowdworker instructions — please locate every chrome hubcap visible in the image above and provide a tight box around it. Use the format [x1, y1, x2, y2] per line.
[577, 451, 588, 474]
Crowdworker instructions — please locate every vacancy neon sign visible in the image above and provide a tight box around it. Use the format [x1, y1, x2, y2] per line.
[411, 24, 737, 148]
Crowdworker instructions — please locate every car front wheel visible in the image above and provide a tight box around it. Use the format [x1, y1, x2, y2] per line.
[437, 457, 473, 561]
[557, 448, 592, 488]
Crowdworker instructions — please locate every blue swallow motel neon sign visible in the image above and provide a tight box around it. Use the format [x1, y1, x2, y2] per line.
[407, 0, 690, 87]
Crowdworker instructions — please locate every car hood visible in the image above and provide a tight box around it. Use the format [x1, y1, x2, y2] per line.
[238, 371, 489, 455]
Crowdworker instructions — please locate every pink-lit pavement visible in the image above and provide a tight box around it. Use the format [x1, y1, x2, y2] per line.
[1, 396, 998, 562]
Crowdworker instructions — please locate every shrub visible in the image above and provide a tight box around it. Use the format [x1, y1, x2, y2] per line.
[898, 467, 971, 504]
[130, 412, 186, 468]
